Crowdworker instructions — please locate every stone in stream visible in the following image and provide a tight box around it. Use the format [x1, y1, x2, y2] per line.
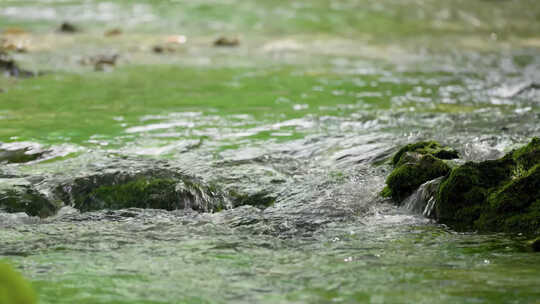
[214, 36, 239, 47]
[52, 165, 232, 213]
[57, 22, 79, 33]
[0, 156, 280, 217]
[382, 141, 458, 202]
[530, 237, 540, 252]
[383, 138, 540, 236]
[0, 178, 59, 217]
[0, 52, 35, 78]
[437, 137, 539, 234]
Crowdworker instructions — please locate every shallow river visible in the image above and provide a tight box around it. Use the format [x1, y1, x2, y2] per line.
[1, 0, 540, 303]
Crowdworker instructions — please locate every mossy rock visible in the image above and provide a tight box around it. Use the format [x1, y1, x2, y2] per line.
[513, 137, 540, 172]
[56, 171, 231, 213]
[386, 153, 450, 202]
[391, 141, 459, 167]
[0, 183, 58, 217]
[436, 137, 540, 234]
[0, 261, 37, 304]
[476, 164, 540, 234]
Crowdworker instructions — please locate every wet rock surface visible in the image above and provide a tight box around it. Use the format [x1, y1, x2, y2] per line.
[384, 138, 540, 235]
[383, 141, 457, 202]
[0, 178, 58, 217]
[0, 155, 295, 218]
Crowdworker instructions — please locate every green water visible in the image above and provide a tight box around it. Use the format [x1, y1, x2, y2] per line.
[1, 0, 540, 303]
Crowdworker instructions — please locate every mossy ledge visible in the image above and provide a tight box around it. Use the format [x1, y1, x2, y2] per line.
[383, 138, 540, 236]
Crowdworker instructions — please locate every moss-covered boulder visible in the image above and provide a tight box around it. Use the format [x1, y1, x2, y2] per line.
[386, 154, 451, 202]
[436, 137, 540, 234]
[54, 170, 231, 213]
[383, 141, 457, 203]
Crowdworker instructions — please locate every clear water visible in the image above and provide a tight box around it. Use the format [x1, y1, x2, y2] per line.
[1, 0, 540, 303]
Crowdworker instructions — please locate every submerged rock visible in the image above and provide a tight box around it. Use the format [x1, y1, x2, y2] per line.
[214, 36, 239, 47]
[58, 22, 79, 33]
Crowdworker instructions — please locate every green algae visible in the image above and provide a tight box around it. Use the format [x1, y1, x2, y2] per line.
[436, 138, 540, 234]
[0, 261, 36, 304]
[85, 178, 180, 212]
[386, 153, 450, 202]
[391, 141, 459, 167]
[383, 140, 457, 202]
[0, 185, 58, 217]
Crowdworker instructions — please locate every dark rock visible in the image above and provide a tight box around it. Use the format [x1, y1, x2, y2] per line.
[58, 22, 78, 33]
[0, 52, 34, 78]
[53, 168, 231, 213]
[530, 237, 540, 252]
[0, 179, 59, 217]
[384, 147, 452, 202]
[436, 137, 540, 233]
[214, 36, 239, 47]
[229, 190, 276, 209]
[391, 141, 459, 166]
[152, 45, 164, 53]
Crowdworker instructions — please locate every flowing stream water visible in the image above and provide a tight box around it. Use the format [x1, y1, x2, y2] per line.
[1, 0, 540, 303]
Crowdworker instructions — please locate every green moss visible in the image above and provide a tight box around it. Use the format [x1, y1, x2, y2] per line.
[0, 261, 37, 304]
[79, 178, 179, 212]
[0, 187, 58, 217]
[475, 165, 540, 234]
[386, 154, 450, 202]
[391, 141, 459, 167]
[380, 186, 392, 198]
[435, 138, 540, 234]
[513, 137, 540, 172]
